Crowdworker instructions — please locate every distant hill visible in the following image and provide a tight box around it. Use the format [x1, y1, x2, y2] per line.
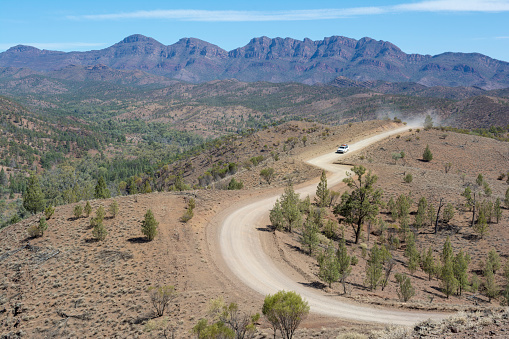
[1, 34, 508, 89]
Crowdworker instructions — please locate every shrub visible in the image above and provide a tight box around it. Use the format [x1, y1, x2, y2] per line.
[404, 173, 413, 183]
[424, 115, 433, 130]
[443, 203, 455, 223]
[141, 209, 158, 241]
[84, 201, 92, 217]
[109, 200, 119, 218]
[260, 168, 276, 185]
[148, 285, 177, 317]
[422, 145, 433, 162]
[227, 178, 243, 190]
[262, 290, 309, 339]
[180, 208, 194, 223]
[73, 205, 83, 219]
[188, 197, 196, 210]
[249, 155, 264, 166]
[38, 216, 48, 236]
[44, 205, 55, 220]
[395, 273, 415, 302]
[92, 221, 108, 241]
[27, 224, 41, 238]
[90, 206, 105, 228]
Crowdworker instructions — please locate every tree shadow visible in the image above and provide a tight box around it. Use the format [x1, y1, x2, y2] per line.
[256, 226, 274, 233]
[424, 289, 445, 301]
[284, 242, 306, 255]
[84, 238, 99, 243]
[125, 312, 154, 325]
[127, 237, 150, 244]
[299, 281, 327, 290]
[462, 233, 477, 241]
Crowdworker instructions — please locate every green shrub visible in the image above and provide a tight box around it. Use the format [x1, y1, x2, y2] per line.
[404, 173, 413, 183]
[141, 209, 158, 241]
[109, 200, 119, 218]
[44, 205, 55, 220]
[180, 208, 194, 223]
[395, 273, 415, 302]
[227, 178, 244, 190]
[73, 205, 83, 219]
[92, 221, 108, 241]
[422, 145, 433, 162]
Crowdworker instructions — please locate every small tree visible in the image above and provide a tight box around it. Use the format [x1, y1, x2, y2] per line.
[193, 318, 234, 339]
[227, 178, 244, 190]
[403, 173, 413, 183]
[90, 205, 105, 228]
[270, 199, 285, 231]
[443, 203, 455, 224]
[23, 174, 46, 214]
[365, 244, 383, 291]
[440, 258, 458, 298]
[44, 205, 55, 220]
[260, 168, 276, 185]
[414, 197, 427, 231]
[148, 285, 177, 317]
[422, 145, 433, 162]
[461, 187, 474, 211]
[395, 273, 415, 302]
[453, 250, 471, 296]
[141, 209, 158, 241]
[262, 291, 309, 339]
[486, 248, 501, 273]
[208, 298, 260, 339]
[38, 216, 48, 236]
[315, 170, 330, 208]
[318, 241, 339, 288]
[484, 262, 499, 302]
[300, 215, 320, 255]
[109, 200, 119, 218]
[73, 205, 83, 219]
[404, 232, 420, 274]
[337, 230, 352, 294]
[474, 208, 489, 238]
[92, 221, 108, 241]
[94, 176, 111, 199]
[279, 184, 302, 233]
[422, 246, 437, 281]
[423, 115, 433, 130]
[84, 201, 92, 217]
[494, 198, 502, 223]
[334, 166, 383, 244]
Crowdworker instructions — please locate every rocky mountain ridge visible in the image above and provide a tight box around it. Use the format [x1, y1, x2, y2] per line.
[1, 34, 508, 89]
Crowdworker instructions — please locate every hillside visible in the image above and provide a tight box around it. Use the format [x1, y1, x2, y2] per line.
[1, 121, 509, 338]
[1, 34, 508, 89]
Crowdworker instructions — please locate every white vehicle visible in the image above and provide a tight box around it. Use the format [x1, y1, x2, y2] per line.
[336, 144, 349, 153]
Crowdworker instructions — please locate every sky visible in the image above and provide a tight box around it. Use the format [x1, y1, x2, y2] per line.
[1, 0, 508, 62]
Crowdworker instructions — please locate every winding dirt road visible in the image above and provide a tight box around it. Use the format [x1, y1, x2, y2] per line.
[219, 125, 448, 326]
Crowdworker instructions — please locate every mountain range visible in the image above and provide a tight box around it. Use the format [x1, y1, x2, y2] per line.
[1, 34, 508, 89]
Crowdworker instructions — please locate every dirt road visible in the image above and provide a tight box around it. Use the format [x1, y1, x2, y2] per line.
[219, 125, 448, 326]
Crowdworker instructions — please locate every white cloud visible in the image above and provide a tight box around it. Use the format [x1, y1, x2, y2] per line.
[0, 42, 106, 51]
[68, 0, 509, 22]
[69, 8, 386, 22]
[394, 0, 509, 12]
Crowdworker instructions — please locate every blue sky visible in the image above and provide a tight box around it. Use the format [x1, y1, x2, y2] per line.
[1, 0, 508, 61]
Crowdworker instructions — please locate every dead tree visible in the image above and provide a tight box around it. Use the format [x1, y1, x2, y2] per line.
[435, 198, 444, 234]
